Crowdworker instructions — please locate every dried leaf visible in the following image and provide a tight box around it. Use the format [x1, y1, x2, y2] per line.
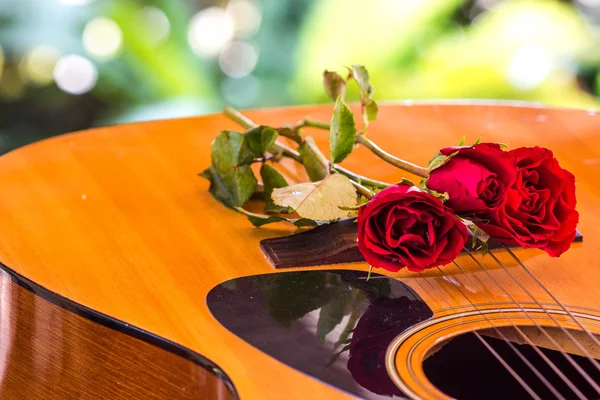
[323, 70, 346, 101]
[272, 173, 358, 221]
[329, 97, 357, 164]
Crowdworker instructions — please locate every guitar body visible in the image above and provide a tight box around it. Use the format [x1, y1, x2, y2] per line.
[0, 103, 599, 399]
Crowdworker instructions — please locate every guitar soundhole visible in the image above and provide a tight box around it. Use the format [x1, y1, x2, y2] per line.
[423, 327, 600, 400]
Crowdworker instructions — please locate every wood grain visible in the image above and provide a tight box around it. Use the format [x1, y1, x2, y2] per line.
[0, 103, 600, 398]
[0, 267, 235, 400]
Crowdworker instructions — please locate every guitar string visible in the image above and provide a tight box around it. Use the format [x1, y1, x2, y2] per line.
[443, 263, 566, 399]
[463, 249, 589, 399]
[418, 272, 542, 400]
[450, 260, 571, 400]
[503, 244, 600, 352]
[486, 248, 600, 393]
[428, 249, 595, 398]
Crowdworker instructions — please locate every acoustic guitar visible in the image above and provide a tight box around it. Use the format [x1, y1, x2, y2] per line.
[0, 103, 599, 400]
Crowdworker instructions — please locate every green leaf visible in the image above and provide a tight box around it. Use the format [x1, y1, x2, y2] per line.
[294, 218, 319, 227]
[323, 70, 346, 101]
[201, 166, 233, 206]
[351, 65, 374, 98]
[459, 135, 466, 146]
[235, 207, 318, 228]
[471, 226, 479, 249]
[364, 100, 378, 123]
[467, 222, 490, 243]
[329, 97, 357, 164]
[272, 173, 358, 221]
[201, 164, 257, 208]
[338, 204, 364, 211]
[472, 136, 482, 146]
[396, 178, 415, 186]
[245, 215, 286, 227]
[211, 130, 255, 174]
[351, 65, 378, 126]
[427, 150, 458, 172]
[481, 241, 489, 258]
[276, 127, 302, 144]
[260, 164, 292, 213]
[203, 131, 270, 208]
[423, 188, 449, 203]
[317, 293, 349, 342]
[427, 152, 446, 171]
[245, 126, 278, 158]
[299, 136, 329, 182]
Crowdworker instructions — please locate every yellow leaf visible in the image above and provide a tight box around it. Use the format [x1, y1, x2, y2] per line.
[272, 173, 357, 221]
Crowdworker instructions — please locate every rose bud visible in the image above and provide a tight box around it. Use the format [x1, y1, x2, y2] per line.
[357, 184, 469, 272]
[482, 147, 579, 257]
[426, 143, 518, 215]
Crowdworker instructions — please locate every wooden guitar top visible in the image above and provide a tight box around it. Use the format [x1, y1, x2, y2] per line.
[1, 103, 600, 399]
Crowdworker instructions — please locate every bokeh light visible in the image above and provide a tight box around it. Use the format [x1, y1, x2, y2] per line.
[0, 65, 25, 100]
[222, 74, 261, 107]
[219, 41, 259, 78]
[188, 7, 235, 57]
[83, 17, 123, 60]
[506, 46, 554, 90]
[227, 0, 262, 37]
[20, 45, 61, 86]
[140, 7, 171, 45]
[0, 46, 4, 81]
[57, 0, 96, 5]
[579, 0, 600, 7]
[53, 55, 98, 94]
[478, 0, 502, 10]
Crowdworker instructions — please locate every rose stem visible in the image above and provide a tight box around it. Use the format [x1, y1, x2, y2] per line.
[292, 118, 331, 132]
[355, 134, 429, 178]
[225, 106, 429, 178]
[350, 180, 373, 199]
[223, 106, 257, 129]
[222, 106, 390, 189]
[333, 165, 389, 189]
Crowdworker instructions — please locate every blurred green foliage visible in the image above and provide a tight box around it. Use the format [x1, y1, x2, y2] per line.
[0, 0, 599, 154]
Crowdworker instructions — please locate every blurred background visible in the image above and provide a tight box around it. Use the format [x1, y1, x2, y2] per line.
[1, 0, 600, 154]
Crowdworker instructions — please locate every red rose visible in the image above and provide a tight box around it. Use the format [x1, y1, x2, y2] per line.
[480, 147, 579, 257]
[427, 143, 518, 215]
[357, 184, 469, 272]
[347, 296, 430, 397]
